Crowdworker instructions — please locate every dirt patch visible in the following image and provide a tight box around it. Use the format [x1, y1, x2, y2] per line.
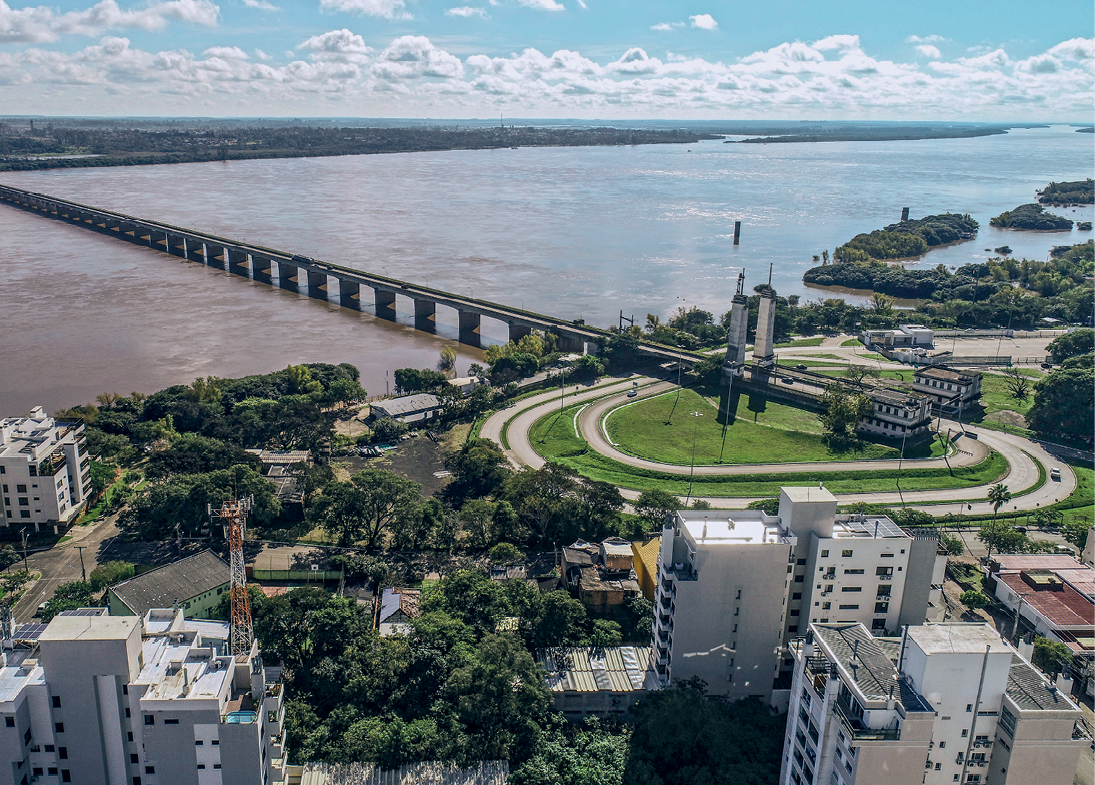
[985, 410, 1028, 428]
[333, 403, 372, 438]
[338, 435, 452, 497]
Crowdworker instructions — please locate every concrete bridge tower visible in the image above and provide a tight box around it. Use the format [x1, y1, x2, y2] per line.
[753, 265, 777, 367]
[723, 269, 749, 378]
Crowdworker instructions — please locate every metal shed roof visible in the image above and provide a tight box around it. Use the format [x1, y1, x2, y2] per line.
[109, 550, 228, 616]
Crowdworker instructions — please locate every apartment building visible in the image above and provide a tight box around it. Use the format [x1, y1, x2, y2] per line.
[913, 367, 983, 407]
[0, 607, 285, 785]
[0, 407, 91, 528]
[779, 622, 1087, 785]
[857, 389, 934, 443]
[651, 487, 946, 709]
[651, 508, 797, 702]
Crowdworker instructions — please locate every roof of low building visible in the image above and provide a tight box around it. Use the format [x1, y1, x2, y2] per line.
[372, 394, 442, 417]
[578, 567, 639, 594]
[812, 623, 931, 713]
[914, 366, 982, 383]
[1006, 655, 1082, 712]
[537, 646, 656, 693]
[998, 573, 1094, 629]
[631, 537, 661, 573]
[600, 538, 633, 557]
[109, 550, 229, 616]
[379, 588, 421, 624]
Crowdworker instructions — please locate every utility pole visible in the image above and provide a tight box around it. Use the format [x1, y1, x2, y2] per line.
[685, 411, 704, 505]
[20, 531, 28, 575]
[75, 546, 88, 582]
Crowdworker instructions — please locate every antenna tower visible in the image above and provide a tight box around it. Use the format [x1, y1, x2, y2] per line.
[210, 496, 254, 656]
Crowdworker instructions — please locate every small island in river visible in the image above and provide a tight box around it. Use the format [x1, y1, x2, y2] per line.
[831, 212, 978, 263]
[1037, 179, 1094, 205]
[990, 203, 1073, 231]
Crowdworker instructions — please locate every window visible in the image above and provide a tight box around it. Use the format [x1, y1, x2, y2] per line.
[939, 741, 946, 749]
[935, 763, 941, 770]
[18, 498, 28, 506]
[127, 733, 133, 742]
[880, 553, 894, 558]
[839, 604, 859, 610]
[52, 696, 61, 708]
[62, 773, 71, 784]
[841, 587, 862, 593]
[164, 719, 179, 725]
[48, 770, 58, 777]
[4, 717, 13, 727]
[871, 619, 886, 630]
[875, 603, 889, 614]
[54, 723, 64, 734]
[144, 716, 155, 726]
[844, 569, 864, 575]
[23, 728, 30, 745]
[44, 745, 54, 752]
[841, 550, 853, 557]
[198, 765, 206, 770]
[16, 485, 26, 493]
[792, 592, 802, 600]
[966, 704, 973, 712]
[821, 550, 829, 557]
[961, 729, 968, 737]
[794, 575, 804, 583]
[825, 584, 833, 592]
[19, 511, 29, 519]
[213, 764, 221, 770]
[122, 684, 128, 695]
[822, 602, 831, 609]
[59, 747, 67, 759]
[130, 754, 139, 764]
[145, 766, 155, 774]
[876, 566, 893, 576]
[211, 739, 219, 746]
[125, 708, 131, 717]
[195, 740, 204, 746]
[797, 558, 807, 566]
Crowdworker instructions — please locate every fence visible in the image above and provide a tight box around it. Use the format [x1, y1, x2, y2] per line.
[933, 329, 1069, 339]
[299, 761, 510, 785]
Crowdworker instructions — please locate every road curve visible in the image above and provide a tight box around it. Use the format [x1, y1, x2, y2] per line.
[487, 377, 1078, 515]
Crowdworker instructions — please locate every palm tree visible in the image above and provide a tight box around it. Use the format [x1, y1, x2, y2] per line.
[988, 483, 1012, 521]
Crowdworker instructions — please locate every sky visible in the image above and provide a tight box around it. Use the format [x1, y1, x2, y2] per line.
[0, 0, 1092, 118]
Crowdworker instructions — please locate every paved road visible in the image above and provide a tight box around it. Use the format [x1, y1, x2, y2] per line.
[488, 371, 1078, 513]
[9, 514, 120, 624]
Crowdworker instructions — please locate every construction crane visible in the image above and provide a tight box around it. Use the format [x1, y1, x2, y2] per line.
[210, 496, 254, 656]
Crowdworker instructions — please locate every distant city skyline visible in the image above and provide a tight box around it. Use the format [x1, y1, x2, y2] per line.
[0, 0, 1091, 119]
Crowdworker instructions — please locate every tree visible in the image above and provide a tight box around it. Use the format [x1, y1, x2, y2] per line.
[1000, 368, 1030, 403]
[1062, 519, 1091, 551]
[1027, 367, 1094, 442]
[423, 569, 511, 635]
[439, 346, 457, 371]
[445, 439, 511, 503]
[394, 368, 448, 394]
[842, 365, 880, 384]
[1046, 329, 1094, 363]
[351, 469, 423, 550]
[307, 481, 369, 546]
[871, 292, 894, 314]
[978, 519, 1027, 558]
[960, 590, 988, 610]
[988, 483, 1012, 517]
[818, 383, 873, 442]
[590, 619, 623, 648]
[530, 591, 587, 648]
[488, 543, 523, 565]
[144, 434, 261, 480]
[634, 489, 681, 528]
[510, 718, 630, 785]
[42, 581, 95, 622]
[88, 460, 117, 499]
[1032, 635, 1073, 677]
[0, 572, 31, 608]
[89, 561, 135, 591]
[939, 533, 965, 556]
[692, 354, 725, 387]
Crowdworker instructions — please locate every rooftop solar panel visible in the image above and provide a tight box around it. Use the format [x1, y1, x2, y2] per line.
[13, 624, 47, 640]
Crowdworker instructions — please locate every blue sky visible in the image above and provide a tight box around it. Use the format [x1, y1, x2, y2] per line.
[1, 0, 1092, 117]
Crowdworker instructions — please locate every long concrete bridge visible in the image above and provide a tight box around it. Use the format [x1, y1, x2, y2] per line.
[1, 183, 705, 363]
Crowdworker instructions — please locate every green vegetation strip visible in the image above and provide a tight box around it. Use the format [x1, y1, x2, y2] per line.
[530, 402, 1006, 498]
[774, 336, 826, 348]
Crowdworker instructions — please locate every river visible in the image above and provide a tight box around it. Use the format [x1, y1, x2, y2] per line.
[1, 124, 1092, 413]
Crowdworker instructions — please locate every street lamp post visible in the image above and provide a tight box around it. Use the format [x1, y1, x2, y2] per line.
[20, 530, 28, 575]
[685, 411, 704, 505]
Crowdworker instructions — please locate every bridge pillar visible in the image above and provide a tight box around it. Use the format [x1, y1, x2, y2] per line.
[153, 231, 170, 254]
[753, 291, 777, 366]
[206, 246, 227, 271]
[338, 279, 362, 311]
[184, 239, 206, 264]
[166, 234, 188, 259]
[277, 261, 300, 293]
[555, 334, 585, 354]
[252, 256, 274, 285]
[458, 310, 481, 347]
[116, 221, 138, 242]
[307, 270, 329, 301]
[508, 324, 532, 344]
[414, 299, 436, 331]
[227, 249, 250, 278]
[374, 289, 397, 321]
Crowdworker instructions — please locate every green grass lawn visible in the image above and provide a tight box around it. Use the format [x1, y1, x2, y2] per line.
[776, 360, 845, 369]
[788, 353, 847, 361]
[841, 338, 863, 347]
[528, 403, 1006, 497]
[605, 388, 912, 465]
[774, 336, 826, 348]
[976, 374, 1035, 418]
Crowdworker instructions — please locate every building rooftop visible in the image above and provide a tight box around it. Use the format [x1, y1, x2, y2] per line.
[538, 646, 657, 694]
[0, 407, 82, 461]
[676, 511, 789, 546]
[780, 486, 837, 505]
[906, 622, 1004, 654]
[915, 366, 981, 383]
[39, 614, 138, 642]
[832, 515, 910, 540]
[110, 550, 229, 617]
[1006, 655, 1081, 712]
[811, 623, 932, 712]
[600, 538, 633, 557]
[372, 393, 441, 417]
[998, 573, 1094, 629]
[379, 588, 421, 624]
[0, 650, 44, 704]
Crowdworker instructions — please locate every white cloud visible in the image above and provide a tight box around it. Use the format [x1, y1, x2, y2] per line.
[254, 48, 271, 60]
[0, 0, 219, 43]
[507, 0, 564, 10]
[204, 45, 248, 59]
[242, 0, 277, 9]
[907, 34, 944, 44]
[650, 21, 682, 31]
[1, 32, 1091, 120]
[688, 13, 716, 30]
[915, 44, 940, 59]
[446, 5, 487, 17]
[318, 0, 407, 20]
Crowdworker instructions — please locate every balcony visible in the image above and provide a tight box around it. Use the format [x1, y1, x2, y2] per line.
[833, 699, 899, 742]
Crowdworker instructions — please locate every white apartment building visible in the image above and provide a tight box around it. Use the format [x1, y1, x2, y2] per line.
[0, 407, 91, 528]
[652, 508, 798, 702]
[857, 389, 934, 443]
[913, 368, 983, 407]
[0, 607, 285, 785]
[780, 622, 1087, 785]
[652, 487, 947, 710]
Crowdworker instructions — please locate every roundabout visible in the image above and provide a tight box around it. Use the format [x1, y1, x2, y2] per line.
[480, 369, 1078, 515]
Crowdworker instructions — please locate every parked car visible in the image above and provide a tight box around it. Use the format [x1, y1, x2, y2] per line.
[781, 377, 795, 385]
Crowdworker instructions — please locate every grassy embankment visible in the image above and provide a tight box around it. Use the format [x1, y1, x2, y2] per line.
[528, 396, 1005, 498]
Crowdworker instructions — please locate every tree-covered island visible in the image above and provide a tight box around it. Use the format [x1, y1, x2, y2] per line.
[990, 203, 1074, 231]
[832, 213, 978, 263]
